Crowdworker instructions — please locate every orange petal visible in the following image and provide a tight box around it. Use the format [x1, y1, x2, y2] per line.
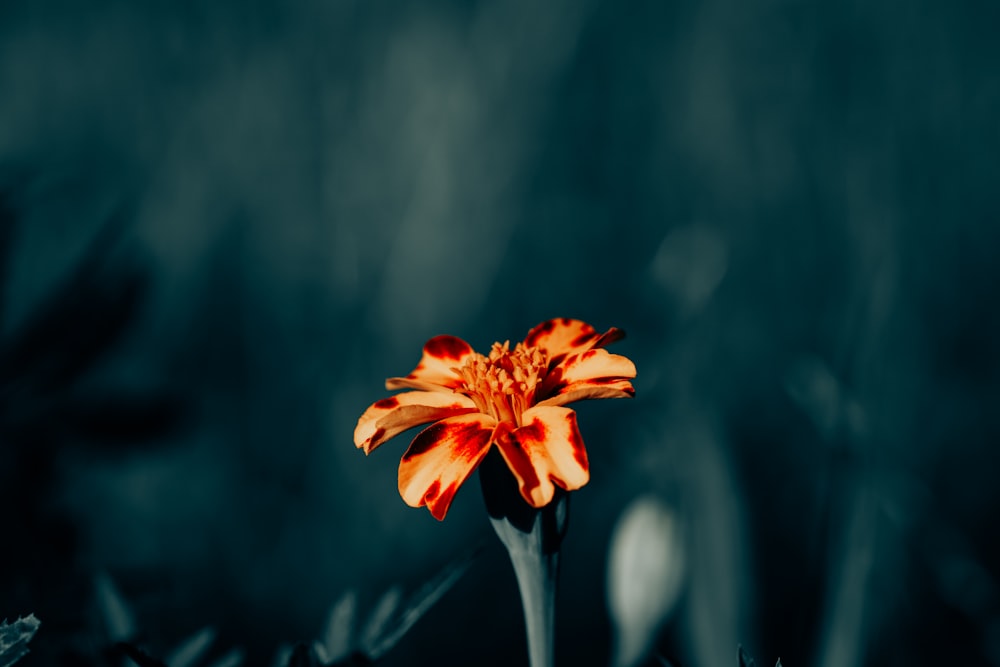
[555, 348, 636, 383]
[398, 413, 497, 520]
[538, 347, 636, 400]
[536, 378, 636, 407]
[494, 406, 590, 508]
[354, 391, 478, 454]
[523, 318, 625, 366]
[385, 335, 477, 392]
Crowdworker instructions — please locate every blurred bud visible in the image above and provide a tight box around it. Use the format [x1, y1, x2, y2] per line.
[607, 496, 685, 667]
[650, 224, 728, 313]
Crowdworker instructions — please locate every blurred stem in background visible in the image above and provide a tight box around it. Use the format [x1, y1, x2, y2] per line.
[480, 450, 568, 667]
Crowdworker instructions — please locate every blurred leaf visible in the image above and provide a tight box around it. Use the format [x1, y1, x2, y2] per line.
[0, 206, 146, 396]
[311, 642, 328, 665]
[166, 627, 215, 667]
[205, 647, 244, 667]
[0, 614, 40, 667]
[364, 546, 479, 660]
[95, 572, 137, 643]
[115, 642, 167, 667]
[359, 587, 401, 655]
[320, 590, 357, 663]
[655, 656, 675, 667]
[815, 484, 876, 667]
[738, 645, 756, 667]
[0, 264, 146, 394]
[682, 422, 748, 667]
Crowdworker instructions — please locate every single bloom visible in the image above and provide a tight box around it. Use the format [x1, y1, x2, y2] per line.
[354, 318, 636, 520]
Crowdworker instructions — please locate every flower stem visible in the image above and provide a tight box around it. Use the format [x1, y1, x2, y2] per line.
[507, 540, 559, 667]
[479, 450, 569, 667]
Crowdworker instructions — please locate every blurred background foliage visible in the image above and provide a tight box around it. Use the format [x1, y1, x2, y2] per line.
[1, 0, 999, 665]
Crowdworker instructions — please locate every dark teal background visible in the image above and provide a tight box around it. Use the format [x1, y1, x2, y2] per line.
[1, 1, 999, 665]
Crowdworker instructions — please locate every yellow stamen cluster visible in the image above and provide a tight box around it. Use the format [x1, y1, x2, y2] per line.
[457, 341, 548, 426]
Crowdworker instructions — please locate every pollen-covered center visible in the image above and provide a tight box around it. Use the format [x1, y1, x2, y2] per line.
[456, 341, 548, 426]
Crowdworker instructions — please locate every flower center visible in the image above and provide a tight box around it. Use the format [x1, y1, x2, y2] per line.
[457, 341, 548, 426]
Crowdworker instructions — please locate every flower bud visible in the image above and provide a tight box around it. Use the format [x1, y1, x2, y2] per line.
[607, 496, 685, 667]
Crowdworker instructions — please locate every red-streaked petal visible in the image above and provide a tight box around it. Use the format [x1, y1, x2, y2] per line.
[592, 327, 626, 349]
[523, 318, 626, 366]
[555, 348, 637, 383]
[398, 413, 497, 520]
[385, 335, 476, 392]
[494, 406, 589, 508]
[537, 348, 636, 400]
[535, 378, 636, 407]
[354, 391, 478, 454]
[524, 318, 597, 356]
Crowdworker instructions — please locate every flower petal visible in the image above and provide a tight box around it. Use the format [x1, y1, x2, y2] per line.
[557, 348, 637, 383]
[536, 378, 636, 407]
[354, 391, 479, 454]
[523, 318, 625, 364]
[494, 406, 590, 508]
[537, 347, 636, 401]
[385, 335, 476, 392]
[398, 413, 497, 520]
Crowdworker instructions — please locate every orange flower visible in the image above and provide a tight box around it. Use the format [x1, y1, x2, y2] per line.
[354, 318, 636, 520]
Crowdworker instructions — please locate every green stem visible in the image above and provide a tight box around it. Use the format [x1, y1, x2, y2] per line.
[506, 541, 558, 667]
[479, 450, 569, 667]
